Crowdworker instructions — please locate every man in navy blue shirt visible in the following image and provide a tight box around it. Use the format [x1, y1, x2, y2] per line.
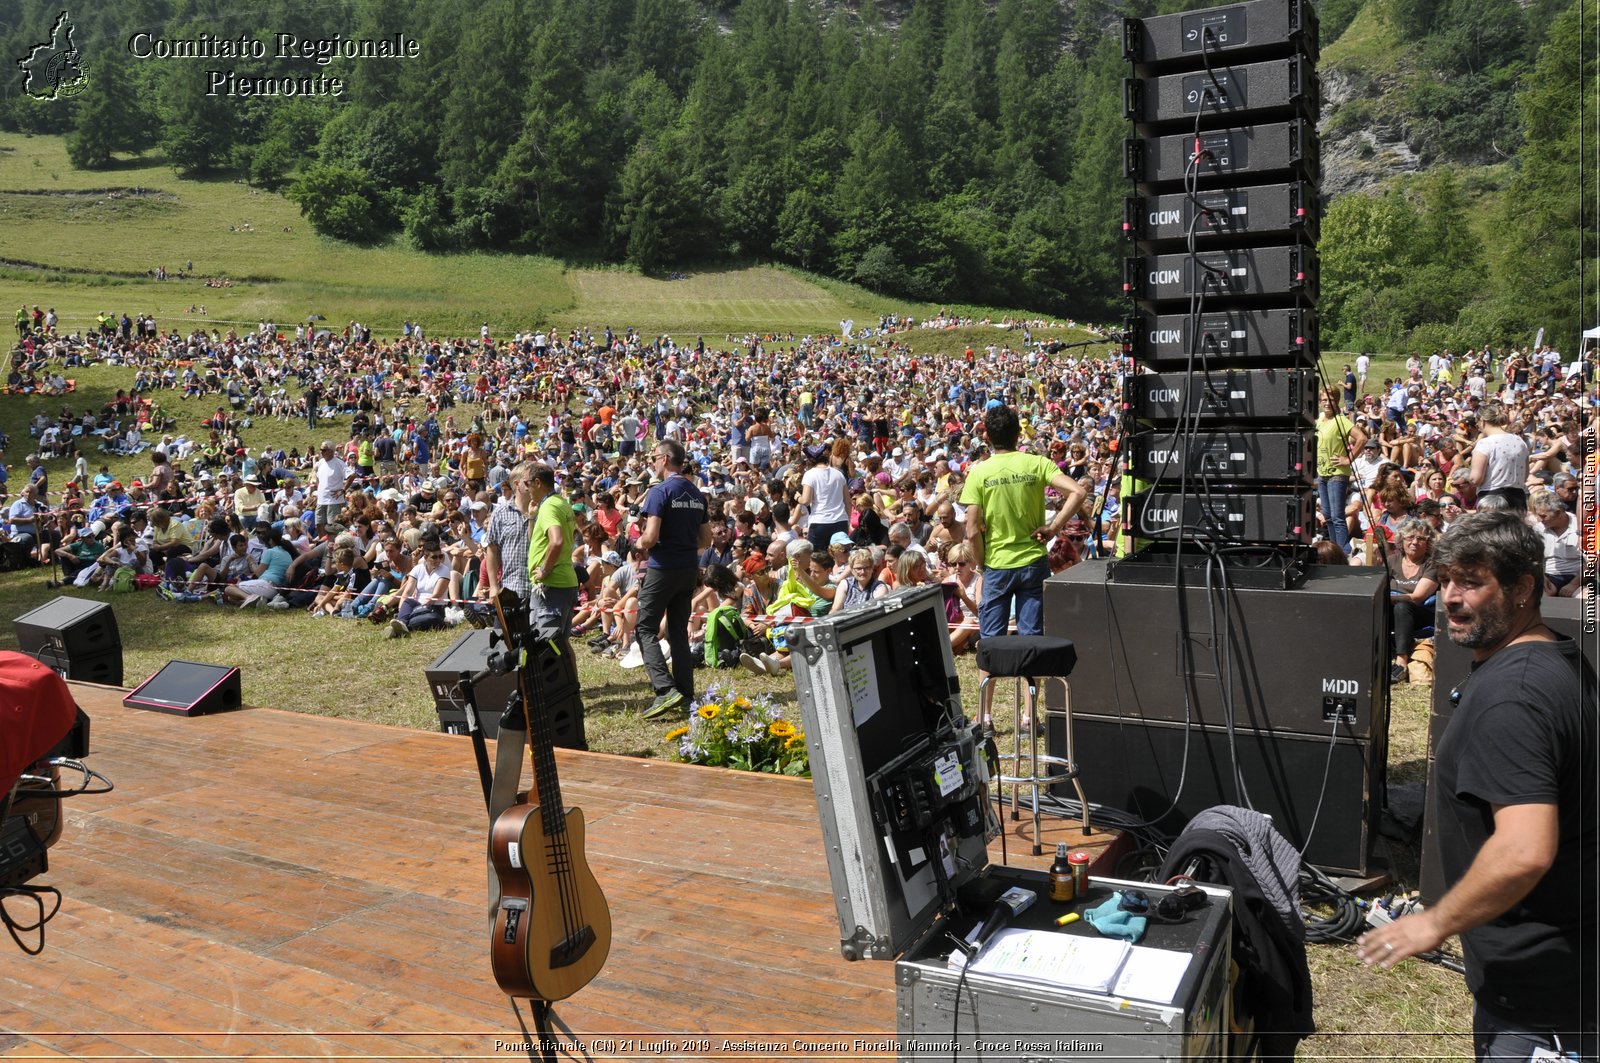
[637, 440, 711, 719]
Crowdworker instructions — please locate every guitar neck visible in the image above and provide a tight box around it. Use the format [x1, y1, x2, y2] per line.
[495, 591, 567, 835]
[526, 685, 566, 837]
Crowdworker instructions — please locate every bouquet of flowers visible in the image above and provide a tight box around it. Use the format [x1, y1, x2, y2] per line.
[666, 682, 809, 777]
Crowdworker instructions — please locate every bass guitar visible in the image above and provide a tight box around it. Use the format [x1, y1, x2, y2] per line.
[488, 591, 611, 1000]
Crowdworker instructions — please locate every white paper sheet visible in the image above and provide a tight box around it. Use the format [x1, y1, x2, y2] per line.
[843, 641, 881, 726]
[1111, 945, 1193, 1005]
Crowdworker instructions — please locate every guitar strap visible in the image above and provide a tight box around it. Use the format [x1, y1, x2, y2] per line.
[457, 673, 495, 814]
[485, 589, 531, 923]
[486, 687, 527, 920]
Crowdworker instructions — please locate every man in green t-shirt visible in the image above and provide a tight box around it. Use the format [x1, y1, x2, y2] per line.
[1315, 389, 1366, 553]
[960, 405, 1087, 639]
[525, 463, 579, 637]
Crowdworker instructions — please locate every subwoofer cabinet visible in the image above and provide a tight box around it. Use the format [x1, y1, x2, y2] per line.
[1043, 561, 1390, 876]
[1045, 561, 1390, 739]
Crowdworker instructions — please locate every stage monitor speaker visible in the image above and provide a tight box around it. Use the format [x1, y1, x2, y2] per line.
[424, 630, 585, 749]
[1419, 596, 1593, 902]
[13, 597, 123, 685]
[1053, 712, 1379, 875]
[123, 661, 242, 716]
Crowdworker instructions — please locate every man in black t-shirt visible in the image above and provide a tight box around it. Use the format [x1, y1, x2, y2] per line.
[1357, 512, 1596, 1061]
[636, 439, 710, 720]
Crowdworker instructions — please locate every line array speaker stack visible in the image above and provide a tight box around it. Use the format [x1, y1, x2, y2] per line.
[424, 630, 586, 750]
[1418, 597, 1594, 902]
[13, 597, 124, 686]
[1045, 562, 1387, 876]
[1047, 0, 1380, 878]
[1120, 0, 1321, 563]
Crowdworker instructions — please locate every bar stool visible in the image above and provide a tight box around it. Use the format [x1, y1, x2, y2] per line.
[977, 634, 1090, 855]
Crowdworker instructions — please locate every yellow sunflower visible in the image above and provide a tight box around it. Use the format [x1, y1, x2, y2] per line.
[664, 725, 690, 741]
[769, 720, 797, 738]
[698, 704, 721, 720]
[785, 735, 806, 750]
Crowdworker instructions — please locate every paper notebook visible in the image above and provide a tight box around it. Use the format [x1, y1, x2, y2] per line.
[952, 931, 1194, 1003]
[958, 929, 1133, 994]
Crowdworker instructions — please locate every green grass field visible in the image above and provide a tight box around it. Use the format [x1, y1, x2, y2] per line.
[0, 133, 1474, 1058]
[0, 135, 958, 341]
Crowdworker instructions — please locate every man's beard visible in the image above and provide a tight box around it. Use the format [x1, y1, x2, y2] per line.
[1446, 591, 1515, 650]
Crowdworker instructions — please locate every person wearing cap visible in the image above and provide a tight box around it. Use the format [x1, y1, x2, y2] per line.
[571, 550, 627, 642]
[524, 463, 580, 638]
[959, 404, 1087, 643]
[313, 441, 348, 534]
[825, 531, 855, 580]
[637, 439, 711, 720]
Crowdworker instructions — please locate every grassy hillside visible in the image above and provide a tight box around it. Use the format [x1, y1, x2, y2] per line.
[0, 135, 1046, 340]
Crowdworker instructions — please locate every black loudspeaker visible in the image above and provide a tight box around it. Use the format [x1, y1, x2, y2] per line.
[13, 597, 123, 686]
[1045, 560, 1389, 875]
[1419, 597, 1593, 902]
[1057, 713, 1380, 875]
[123, 661, 242, 716]
[424, 630, 586, 750]
[1046, 561, 1389, 738]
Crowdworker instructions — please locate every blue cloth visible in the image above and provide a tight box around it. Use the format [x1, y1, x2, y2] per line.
[1085, 892, 1147, 943]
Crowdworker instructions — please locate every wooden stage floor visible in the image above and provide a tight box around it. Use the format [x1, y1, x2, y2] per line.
[2, 685, 1105, 1062]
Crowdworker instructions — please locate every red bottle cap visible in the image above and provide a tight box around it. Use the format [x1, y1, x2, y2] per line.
[1067, 851, 1092, 866]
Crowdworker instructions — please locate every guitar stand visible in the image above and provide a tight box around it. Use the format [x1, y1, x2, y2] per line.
[510, 997, 561, 1063]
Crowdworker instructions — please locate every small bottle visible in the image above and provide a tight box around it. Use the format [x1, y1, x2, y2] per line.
[1048, 843, 1075, 903]
[1068, 850, 1092, 898]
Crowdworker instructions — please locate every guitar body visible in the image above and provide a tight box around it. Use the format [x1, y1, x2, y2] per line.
[489, 800, 611, 1000]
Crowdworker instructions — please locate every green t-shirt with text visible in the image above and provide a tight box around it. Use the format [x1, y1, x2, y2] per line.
[527, 494, 579, 589]
[959, 450, 1059, 570]
[1316, 414, 1357, 477]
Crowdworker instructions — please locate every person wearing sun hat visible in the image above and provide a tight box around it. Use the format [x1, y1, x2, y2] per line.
[234, 475, 267, 529]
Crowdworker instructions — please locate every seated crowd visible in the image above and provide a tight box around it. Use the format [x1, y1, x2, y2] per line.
[2, 311, 1593, 683]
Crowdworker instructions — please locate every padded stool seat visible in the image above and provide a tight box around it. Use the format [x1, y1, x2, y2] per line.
[977, 635, 1077, 679]
[979, 635, 1089, 856]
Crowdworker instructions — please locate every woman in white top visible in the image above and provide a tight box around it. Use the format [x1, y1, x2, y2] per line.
[799, 442, 850, 553]
[1466, 401, 1530, 510]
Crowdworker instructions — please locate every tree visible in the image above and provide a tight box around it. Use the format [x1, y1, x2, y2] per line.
[1321, 191, 1422, 348]
[287, 165, 389, 243]
[612, 134, 712, 270]
[66, 51, 150, 169]
[152, 24, 235, 175]
[1488, 0, 1596, 345]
